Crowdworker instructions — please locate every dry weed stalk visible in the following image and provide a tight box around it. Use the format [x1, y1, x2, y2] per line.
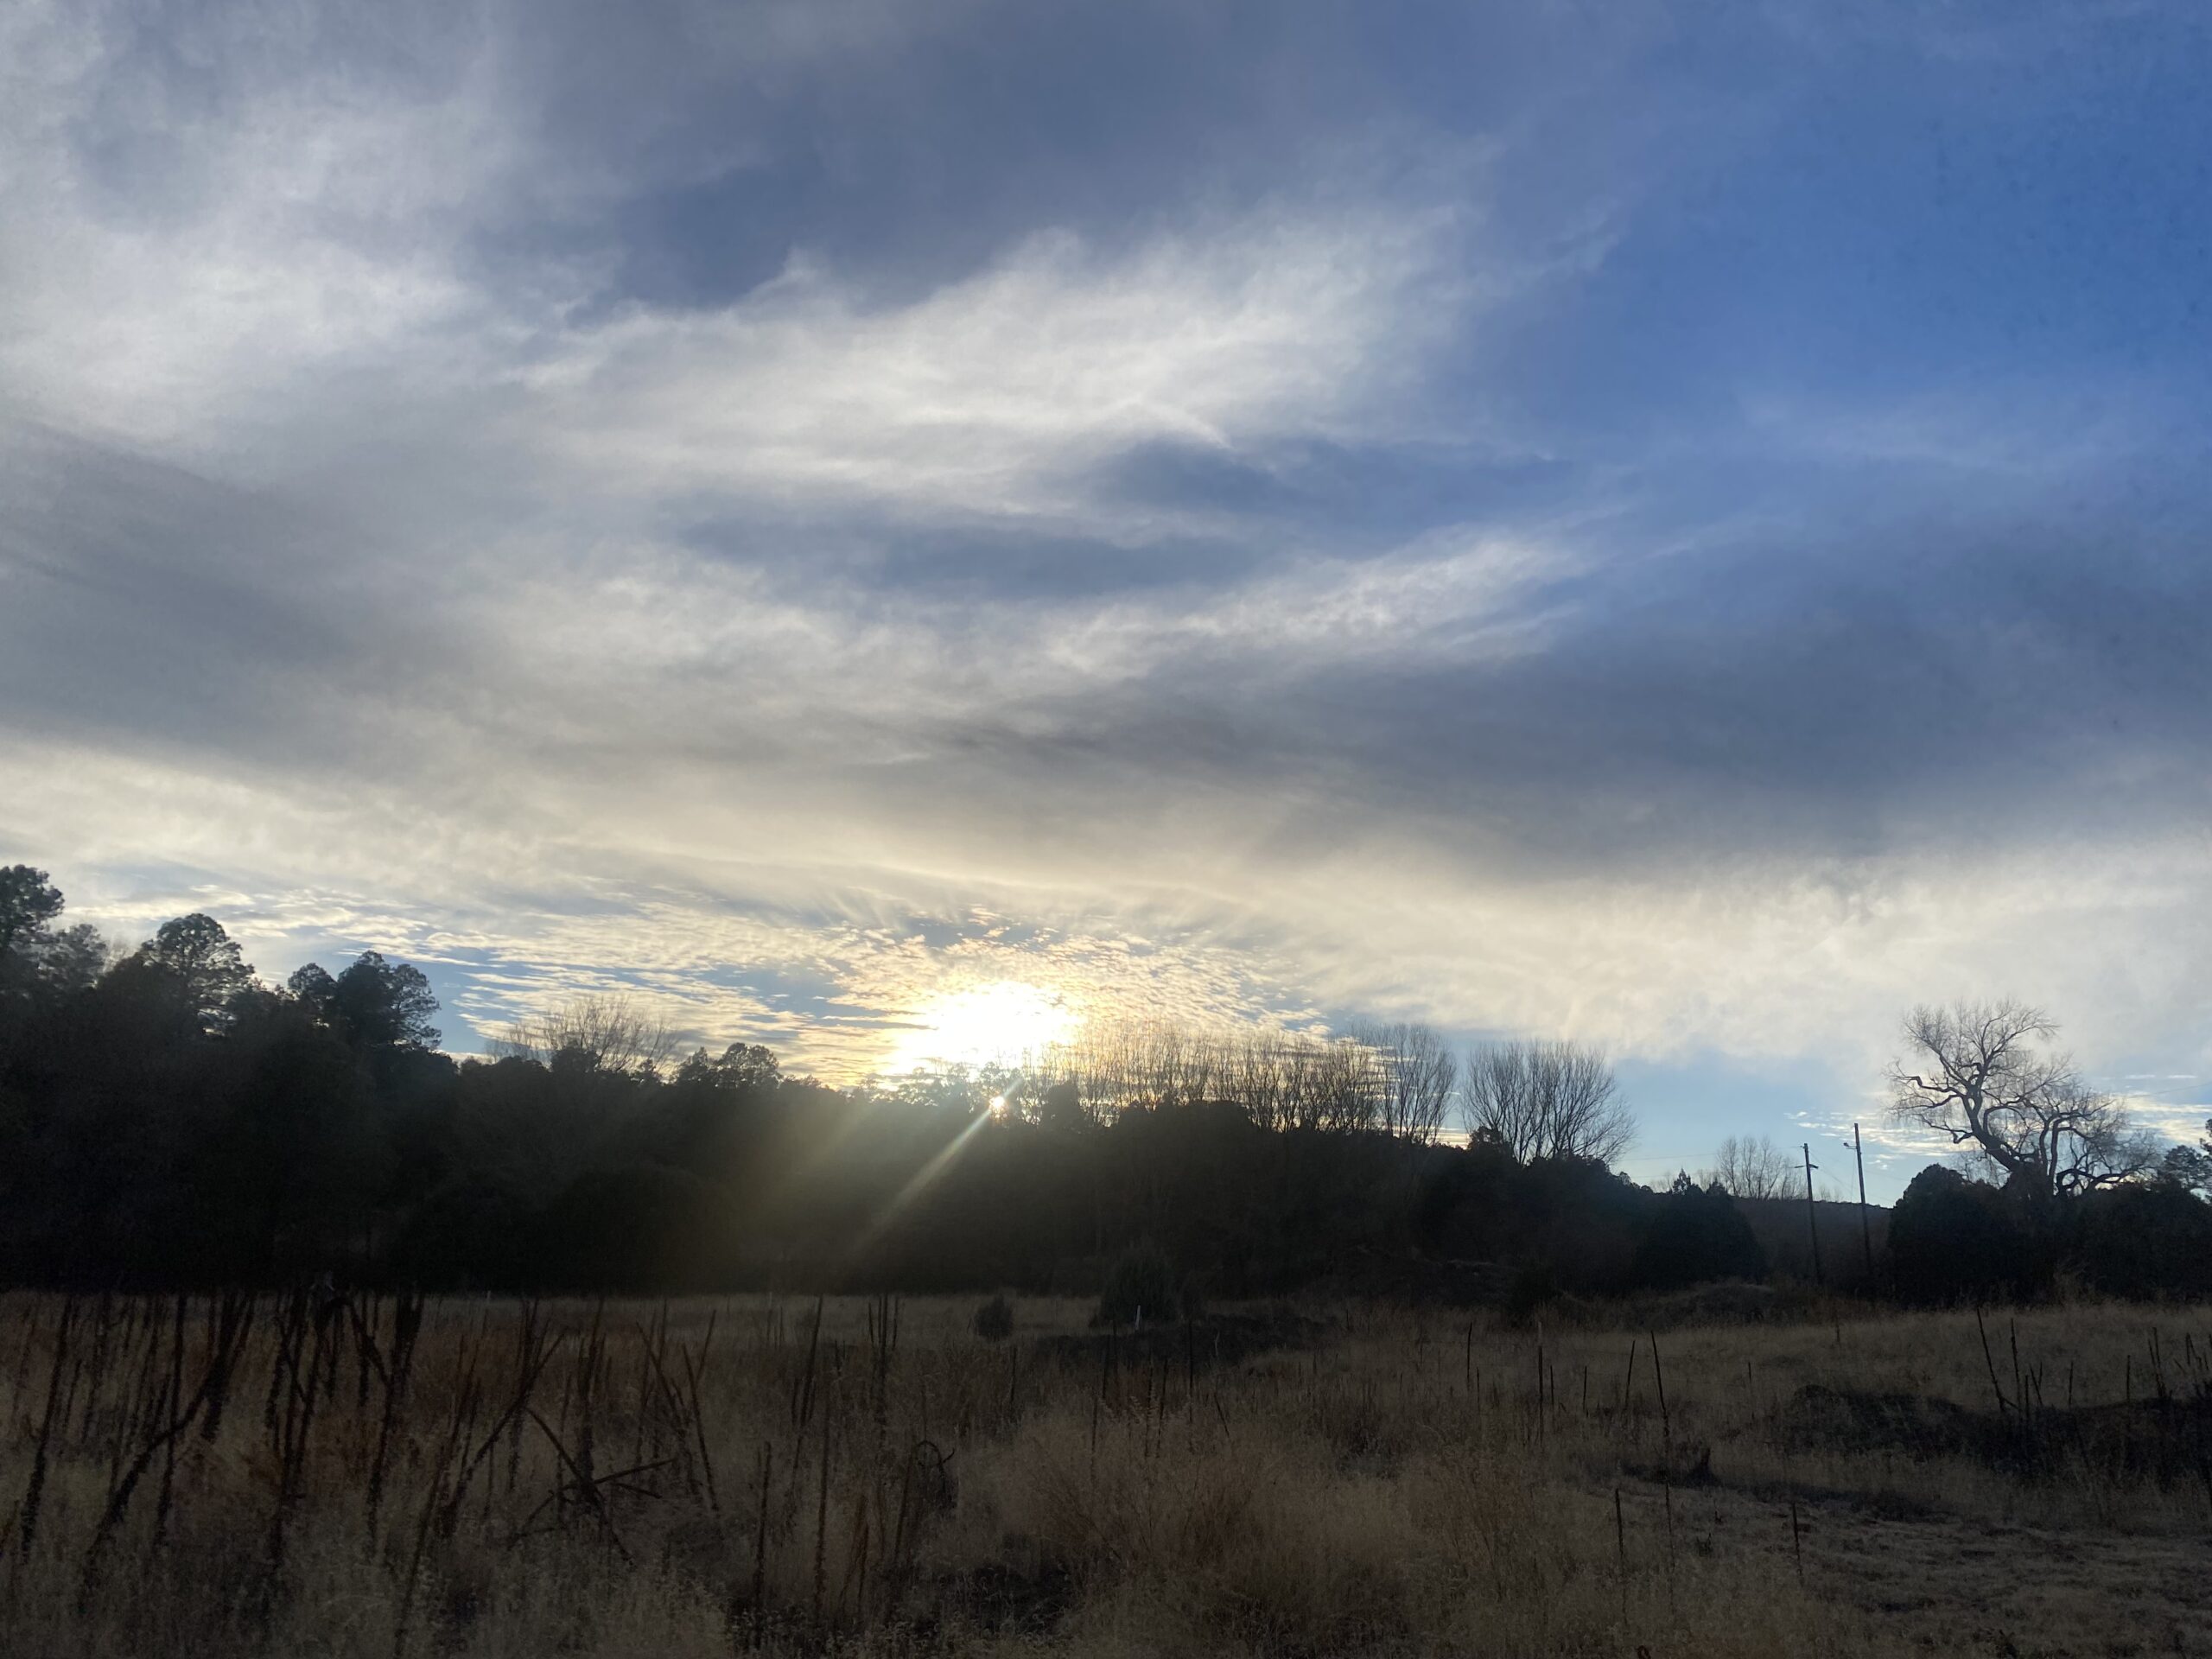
[0, 1293, 2205, 1657]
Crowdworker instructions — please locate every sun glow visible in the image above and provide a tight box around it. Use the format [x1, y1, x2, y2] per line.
[886, 981, 1080, 1073]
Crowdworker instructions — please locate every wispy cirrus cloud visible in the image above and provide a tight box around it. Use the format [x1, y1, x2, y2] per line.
[518, 206, 1479, 526]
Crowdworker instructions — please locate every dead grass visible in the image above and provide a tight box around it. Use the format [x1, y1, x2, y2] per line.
[2, 1287, 2207, 1656]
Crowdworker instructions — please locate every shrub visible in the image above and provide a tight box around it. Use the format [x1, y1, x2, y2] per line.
[1097, 1241, 1177, 1327]
[973, 1293, 1014, 1341]
[1889, 1165, 2036, 1304]
[2069, 1181, 2212, 1299]
[1632, 1178, 1768, 1290]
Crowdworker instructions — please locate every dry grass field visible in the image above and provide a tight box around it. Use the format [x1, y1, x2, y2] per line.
[3, 1287, 2209, 1657]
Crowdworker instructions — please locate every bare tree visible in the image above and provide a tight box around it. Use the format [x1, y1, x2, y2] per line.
[1461, 1039, 1633, 1166]
[493, 993, 677, 1078]
[1020, 1017, 1230, 1122]
[1888, 999, 2158, 1206]
[1135, 1019, 1217, 1109]
[1354, 1020, 1459, 1142]
[1022, 1014, 1459, 1140]
[1700, 1135, 1797, 1200]
[1312, 1037, 1381, 1133]
[1224, 1029, 1291, 1131]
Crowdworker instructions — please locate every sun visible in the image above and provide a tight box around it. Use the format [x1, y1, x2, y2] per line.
[887, 981, 1080, 1073]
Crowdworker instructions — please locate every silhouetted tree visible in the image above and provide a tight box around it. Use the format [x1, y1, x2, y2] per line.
[1889, 1000, 2157, 1213]
[213, 989, 387, 1274]
[676, 1041, 780, 1093]
[1700, 1134, 1796, 1200]
[127, 912, 257, 1036]
[2070, 1179, 2212, 1300]
[0, 868, 104, 1025]
[0, 865, 64, 955]
[1632, 1174, 1767, 1289]
[10, 866, 2205, 1307]
[536, 1163, 724, 1290]
[20, 925, 105, 994]
[492, 993, 676, 1077]
[875, 1062, 1010, 1117]
[290, 951, 442, 1052]
[1887, 1165, 2037, 1304]
[2158, 1121, 2212, 1197]
[1038, 1078, 1085, 1132]
[1462, 1039, 1634, 1166]
[1355, 1020, 1459, 1142]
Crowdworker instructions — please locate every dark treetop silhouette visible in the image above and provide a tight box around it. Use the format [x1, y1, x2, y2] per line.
[2, 866, 2204, 1302]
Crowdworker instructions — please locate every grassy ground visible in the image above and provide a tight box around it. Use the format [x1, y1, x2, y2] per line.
[2, 1288, 2208, 1656]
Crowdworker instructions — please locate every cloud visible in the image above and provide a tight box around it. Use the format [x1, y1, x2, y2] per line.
[518, 205, 1475, 529]
[0, 3, 514, 445]
[3, 0, 2209, 1168]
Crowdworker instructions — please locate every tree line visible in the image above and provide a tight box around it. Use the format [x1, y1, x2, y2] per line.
[2, 865, 2204, 1303]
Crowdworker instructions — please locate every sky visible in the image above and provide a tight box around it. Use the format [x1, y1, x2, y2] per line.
[3, 1, 2209, 1198]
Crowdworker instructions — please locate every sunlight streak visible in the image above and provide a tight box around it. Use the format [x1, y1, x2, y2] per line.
[845, 1106, 1000, 1263]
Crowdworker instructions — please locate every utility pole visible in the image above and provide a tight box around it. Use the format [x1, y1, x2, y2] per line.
[1853, 1123, 1876, 1287]
[1802, 1141, 1824, 1286]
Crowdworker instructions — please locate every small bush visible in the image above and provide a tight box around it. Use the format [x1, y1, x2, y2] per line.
[1097, 1241, 1178, 1327]
[973, 1293, 1014, 1341]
